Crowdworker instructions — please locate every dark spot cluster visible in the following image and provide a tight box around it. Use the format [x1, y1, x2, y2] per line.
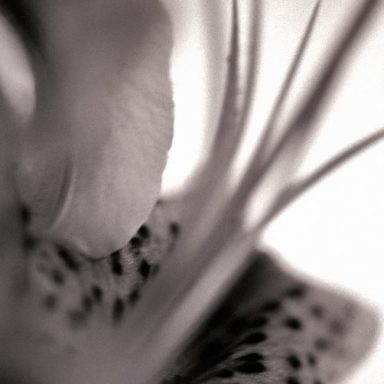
[63, 287, 102, 329]
[207, 351, 268, 381]
[129, 224, 153, 254]
[129, 236, 144, 254]
[218, 281, 337, 383]
[281, 350, 325, 384]
[66, 293, 98, 330]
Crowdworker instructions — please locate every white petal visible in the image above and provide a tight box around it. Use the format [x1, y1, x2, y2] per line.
[16, 0, 173, 258]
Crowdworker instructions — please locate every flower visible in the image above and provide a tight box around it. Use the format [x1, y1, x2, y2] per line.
[0, 1, 383, 384]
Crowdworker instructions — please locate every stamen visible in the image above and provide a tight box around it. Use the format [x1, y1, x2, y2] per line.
[232, 0, 378, 222]
[250, 1, 321, 172]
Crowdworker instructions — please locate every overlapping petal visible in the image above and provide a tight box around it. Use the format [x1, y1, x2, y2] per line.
[6, 0, 174, 258]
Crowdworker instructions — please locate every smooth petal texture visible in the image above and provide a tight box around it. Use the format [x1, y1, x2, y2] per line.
[15, 0, 174, 258]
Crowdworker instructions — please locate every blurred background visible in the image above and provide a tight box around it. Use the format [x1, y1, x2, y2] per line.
[0, 1, 383, 383]
[163, 1, 384, 383]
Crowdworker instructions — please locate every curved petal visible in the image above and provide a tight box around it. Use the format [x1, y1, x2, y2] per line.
[9, 0, 173, 258]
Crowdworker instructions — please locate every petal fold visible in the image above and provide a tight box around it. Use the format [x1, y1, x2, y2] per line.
[9, 0, 173, 258]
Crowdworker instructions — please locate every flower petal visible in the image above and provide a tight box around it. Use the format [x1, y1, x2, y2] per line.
[9, 0, 173, 258]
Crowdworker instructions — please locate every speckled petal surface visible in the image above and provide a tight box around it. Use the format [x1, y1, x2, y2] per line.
[19, 200, 377, 384]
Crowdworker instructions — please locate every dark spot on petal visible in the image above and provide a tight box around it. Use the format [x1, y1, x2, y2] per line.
[310, 304, 325, 319]
[24, 234, 37, 250]
[315, 338, 330, 352]
[329, 319, 346, 335]
[110, 250, 123, 276]
[169, 222, 180, 237]
[20, 204, 31, 224]
[240, 332, 267, 345]
[42, 294, 57, 311]
[307, 353, 317, 367]
[284, 317, 303, 331]
[57, 245, 80, 272]
[50, 269, 65, 285]
[112, 297, 125, 323]
[139, 259, 151, 281]
[128, 289, 140, 305]
[129, 236, 143, 250]
[91, 285, 103, 303]
[285, 284, 307, 300]
[261, 300, 282, 313]
[286, 377, 301, 384]
[138, 225, 151, 240]
[314, 380, 323, 384]
[236, 361, 267, 374]
[287, 355, 302, 370]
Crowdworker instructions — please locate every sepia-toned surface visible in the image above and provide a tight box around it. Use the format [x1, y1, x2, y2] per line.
[0, 1, 383, 383]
